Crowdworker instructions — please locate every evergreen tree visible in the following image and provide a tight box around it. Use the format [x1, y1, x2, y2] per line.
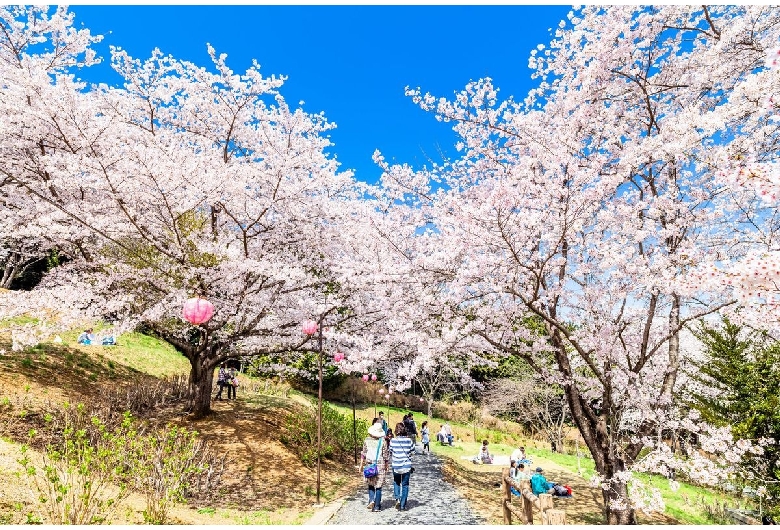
[690, 317, 780, 500]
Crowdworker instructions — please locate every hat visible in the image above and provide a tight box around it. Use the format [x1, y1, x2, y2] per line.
[368, 423, 385, 438]
[535, 467, 543, 472]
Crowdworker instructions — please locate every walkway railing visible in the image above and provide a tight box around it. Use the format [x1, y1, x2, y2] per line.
[501, 468, 566, 525]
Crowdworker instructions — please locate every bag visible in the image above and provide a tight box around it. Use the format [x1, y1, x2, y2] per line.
[232, 377, 239, 387]
[564, 484, 572, 495]
[363, 463, 378, 478]
[553, 484, 569, 496]
[363, 438, 382, 479]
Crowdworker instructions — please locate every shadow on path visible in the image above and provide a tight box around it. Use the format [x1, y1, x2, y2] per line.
[327, 450, 484, 525]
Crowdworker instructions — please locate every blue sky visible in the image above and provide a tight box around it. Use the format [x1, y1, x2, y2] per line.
[69, 5, 572, 184]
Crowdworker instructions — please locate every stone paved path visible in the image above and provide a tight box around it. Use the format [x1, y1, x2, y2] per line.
[326, 450, 484, 525]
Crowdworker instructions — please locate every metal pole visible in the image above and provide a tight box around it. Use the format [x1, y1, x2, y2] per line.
[352, 387, 358, 465]
[316, 323, 323, 506]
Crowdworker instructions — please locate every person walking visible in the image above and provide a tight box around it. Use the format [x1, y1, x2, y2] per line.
[389, 422, 415, 511]
[215, 363, 229, 400]
[378, 411, 389, 434]
[226, 365, 237, 400]
[403, 413, 419, 445]
[420, 421, 430, 454]
[360, 422, 390, 512]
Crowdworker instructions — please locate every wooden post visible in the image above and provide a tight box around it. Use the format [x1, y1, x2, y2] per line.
[539, 494, 553, 524]
[546, 509, 566, 525]
[521, 481, 533, 524]
[502, 468, 512, 525]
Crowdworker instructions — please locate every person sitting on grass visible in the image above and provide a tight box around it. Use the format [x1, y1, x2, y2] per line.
[510, 461, 532, 481]
[437, 425, 448, 444]
[531, 467, 555, 495]
[473, 439, 494, 464]
[77, 328, 95, 345]
[510, 445, 532, 466]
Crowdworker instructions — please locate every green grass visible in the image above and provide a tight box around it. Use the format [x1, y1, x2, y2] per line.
[0, 315, 39, 328]
[327, 398, 754, 525]
[54, 325, 189, 377]
[528, 444, 752, 525]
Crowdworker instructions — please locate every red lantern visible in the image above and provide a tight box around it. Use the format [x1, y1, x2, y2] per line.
[302, 320, 318, 335]
[333, 352, 344, 363]
[362, 374, 369, 382]
[182, 297, 214, 325]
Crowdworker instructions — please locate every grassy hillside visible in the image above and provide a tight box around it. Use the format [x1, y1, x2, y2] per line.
[0, 310, 758, 525]
[0, 319, 359, 525]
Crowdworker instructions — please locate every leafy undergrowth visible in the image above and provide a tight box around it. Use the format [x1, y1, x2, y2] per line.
[0, 328, 360, 524]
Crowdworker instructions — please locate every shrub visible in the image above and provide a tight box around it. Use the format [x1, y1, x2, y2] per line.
[18, 405, 134, 524]
[128, 423, 226, 524]
[281, 400, 367, 466]
[15, 401, 225, 525]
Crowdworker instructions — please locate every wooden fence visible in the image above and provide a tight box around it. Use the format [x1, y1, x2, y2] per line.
[501, 468, 566, 525]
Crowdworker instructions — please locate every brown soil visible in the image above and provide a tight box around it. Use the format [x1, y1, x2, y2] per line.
[0, 336, 361, 525]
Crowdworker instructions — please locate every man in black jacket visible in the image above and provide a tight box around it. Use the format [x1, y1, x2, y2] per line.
[404, 413, 419, 445]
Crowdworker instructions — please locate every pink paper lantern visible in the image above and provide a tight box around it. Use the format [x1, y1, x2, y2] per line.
[371, 374, 377, 381]
[362, 374, 369, 382]
[378, 388, 385, 394]
[419, 397, 424, 402]
[333, 352, 344, 363]
[182, 297, 214, 325]
[302, 320, 318, 335]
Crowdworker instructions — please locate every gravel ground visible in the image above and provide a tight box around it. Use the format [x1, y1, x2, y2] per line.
[326, 450, 485, 525]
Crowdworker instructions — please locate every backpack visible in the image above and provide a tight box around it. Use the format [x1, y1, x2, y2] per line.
[553, 484, 570, 497]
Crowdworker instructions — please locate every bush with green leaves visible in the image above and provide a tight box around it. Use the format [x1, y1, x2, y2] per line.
[281, 400, 367, 466]
[15, 402, 224, 524]
[18, 405, 135, 524]
[128, 423, 224, 524]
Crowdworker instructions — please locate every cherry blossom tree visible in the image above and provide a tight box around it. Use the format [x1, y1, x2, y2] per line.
[374, 5, 780, 524]
[0, 6, 374, 418]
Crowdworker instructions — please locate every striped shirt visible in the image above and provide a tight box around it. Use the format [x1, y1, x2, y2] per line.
[389, 435, 415, 474]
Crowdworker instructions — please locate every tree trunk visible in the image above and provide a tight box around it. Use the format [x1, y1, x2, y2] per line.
[602, 476, 637, 524]
[187, 356, 216, 419]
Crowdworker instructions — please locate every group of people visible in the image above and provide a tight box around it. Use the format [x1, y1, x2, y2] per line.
[508, 446, 572, 498]
[77, 328, 116, 346]
[215, 363, 240, 400]
[360, 416, 572, 512]
[436, 423, 454, 445]
[360, 416, 417, 512]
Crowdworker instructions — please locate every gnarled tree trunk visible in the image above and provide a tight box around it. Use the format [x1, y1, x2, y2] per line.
[187, 354, 217, 419]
